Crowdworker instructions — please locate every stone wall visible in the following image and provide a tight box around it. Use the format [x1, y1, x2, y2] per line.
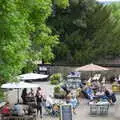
[49, 65, 77, 75]
[49, 65, 120, 82]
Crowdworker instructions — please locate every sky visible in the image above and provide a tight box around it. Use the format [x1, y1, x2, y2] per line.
[97, 0, 120, 2]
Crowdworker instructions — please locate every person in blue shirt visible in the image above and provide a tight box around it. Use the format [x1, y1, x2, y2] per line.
[84, 87, 95, 101]
[12, 104, 25, 116]
[69, 96, 78, 114]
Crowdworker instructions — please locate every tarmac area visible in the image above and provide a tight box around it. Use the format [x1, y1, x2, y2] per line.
[5, 81, 120, 120]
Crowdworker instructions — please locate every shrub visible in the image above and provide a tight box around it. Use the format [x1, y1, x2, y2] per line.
[51, 80, 59, 85]
[50, 73, 62, 84]
[54, 86, 60, 93]
[50, 73, 62, 81]
[54, 86, 66, 99]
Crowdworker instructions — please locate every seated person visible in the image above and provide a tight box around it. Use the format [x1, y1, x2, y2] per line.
[12, 104, 25, 116]
[105, 88, 116, 103]
[96, 89, 105, 96]
[45, 95, 53, 109]
[0, 102, 11, 116]
[91, 81, 100, 91]
[79, 82, 84, 88]
[66, 92, 72, 103]
[28, 105, 36, 115]
[82, 86, 95, 100]
[52, 104, 60, 116]
[95, 89, 110, 102]
[61, 84, 70, 95]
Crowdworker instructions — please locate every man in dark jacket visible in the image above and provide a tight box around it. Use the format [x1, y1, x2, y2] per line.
[36, 87, 43, 118]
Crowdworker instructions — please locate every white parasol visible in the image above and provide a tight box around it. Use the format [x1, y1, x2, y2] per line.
[1, 81, 40, 103]
[1, 81, 39, 89]
[18, 73, 48, 81]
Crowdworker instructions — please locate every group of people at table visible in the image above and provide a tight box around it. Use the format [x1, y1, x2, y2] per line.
[63, 79, 117, 111]
[0, 87, 57, 118]
[0, 79, 117, 118]
[83, 80, 116, 103]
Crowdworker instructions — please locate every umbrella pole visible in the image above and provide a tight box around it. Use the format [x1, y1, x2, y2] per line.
[90, 72, 92, 79]
[17, 89, 19, 103]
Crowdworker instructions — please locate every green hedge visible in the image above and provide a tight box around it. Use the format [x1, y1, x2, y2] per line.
[50, 73, 62, 85]
[51, 80, 59, 85]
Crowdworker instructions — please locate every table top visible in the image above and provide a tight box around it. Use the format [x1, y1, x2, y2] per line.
[89, 101, 109, 105]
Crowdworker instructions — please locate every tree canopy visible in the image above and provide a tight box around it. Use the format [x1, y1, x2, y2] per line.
[48, 0, 120, 65]
[0, 0, 69, 82]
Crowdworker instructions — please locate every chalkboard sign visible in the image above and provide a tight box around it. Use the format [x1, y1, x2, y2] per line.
[60, 105, 72, 120]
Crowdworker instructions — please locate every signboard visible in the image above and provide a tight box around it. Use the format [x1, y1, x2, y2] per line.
[60, 105, 72, 120]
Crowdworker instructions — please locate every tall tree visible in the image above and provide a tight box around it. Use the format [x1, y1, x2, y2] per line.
[110, 3, 120, 21]
[48, 0, 96, 64]
[0, 0, 30, 82]
[84, 5, 120, 62]
[0, 0, 69, 82]
[48, 0, 120, 65]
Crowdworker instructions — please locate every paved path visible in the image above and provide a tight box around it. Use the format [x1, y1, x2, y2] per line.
[5, 81, 120, 120]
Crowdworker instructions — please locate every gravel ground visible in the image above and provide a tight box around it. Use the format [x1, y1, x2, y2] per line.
[5, 81, 120, 120]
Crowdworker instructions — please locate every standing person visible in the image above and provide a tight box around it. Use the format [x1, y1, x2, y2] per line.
[29, 88, 34, 97]
[36, 87, 43, 118]
[69, 96, 77, 114]
[28, 88, 35, 102]
[21, 88, 27, 104]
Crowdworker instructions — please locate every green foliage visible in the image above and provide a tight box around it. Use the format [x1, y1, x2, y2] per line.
[54, 86, 60, 93]
[54, 0, 69, 8]
[110, 2, 120, 21]
[0, 0, 69, 82]
[48, 0, 96, 64]
[50, 73, 62, 81]
[51, 79, 59, 85]
[23, 0, 59, 69]
[54, 85, 66, 98]
[48, 0, 120, 65]
[85, 5, 120, 60]
[50, 73, 62, 84]
[0, 0, 30, 82]
[0, 89, 4, 100]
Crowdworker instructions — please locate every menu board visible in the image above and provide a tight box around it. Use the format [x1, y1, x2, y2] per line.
[60, 105, 72, 120]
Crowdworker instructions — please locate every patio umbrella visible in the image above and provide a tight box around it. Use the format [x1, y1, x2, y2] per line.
[75, 63, 109, 80]
[75, 63, 109, 72]
[18, 73, 48, 81]
[1, 81, 40, 103]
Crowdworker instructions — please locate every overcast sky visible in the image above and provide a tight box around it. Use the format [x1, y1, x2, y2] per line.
[97, 0, 120, 2]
